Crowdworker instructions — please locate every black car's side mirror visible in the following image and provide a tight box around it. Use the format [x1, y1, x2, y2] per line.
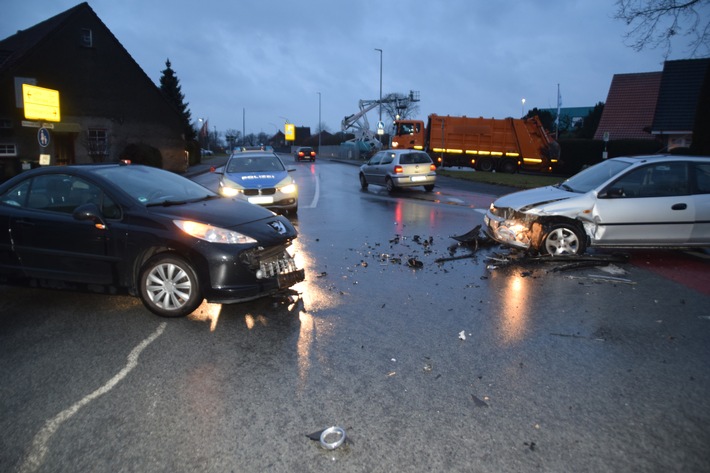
[73, 203, 107, 229]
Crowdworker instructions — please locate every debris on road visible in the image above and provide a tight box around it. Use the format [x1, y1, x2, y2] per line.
[306, 426, 347, 450]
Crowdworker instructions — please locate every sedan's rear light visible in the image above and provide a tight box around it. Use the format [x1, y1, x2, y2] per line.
[310, 152, 316, 157]
[430, 164, 436, 171]
[394, 165, 403, 174]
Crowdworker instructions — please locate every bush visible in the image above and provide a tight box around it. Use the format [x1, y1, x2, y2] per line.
[119, 143, 163, 168]
[556, 138, 664, 175]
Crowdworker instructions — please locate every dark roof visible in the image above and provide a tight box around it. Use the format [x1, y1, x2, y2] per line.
[594, 72, 662, 141]
[0, 3, 85, 70]
[651, 58, 710, 133]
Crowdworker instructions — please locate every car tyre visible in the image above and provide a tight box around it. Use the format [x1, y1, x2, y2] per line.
[424, 184, 435, 192]
[500, 159, 517, 174]
[359, 173, 369, 189]
[139, 254, 203, 317]
[385, 177, 396, 193]
[542, 222, 586, 256]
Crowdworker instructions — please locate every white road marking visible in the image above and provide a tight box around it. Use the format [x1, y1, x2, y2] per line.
[19, 323, 167, 473]
[304, 173, 320, 209]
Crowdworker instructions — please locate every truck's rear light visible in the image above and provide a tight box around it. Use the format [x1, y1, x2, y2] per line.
[394, 165, 403, 174]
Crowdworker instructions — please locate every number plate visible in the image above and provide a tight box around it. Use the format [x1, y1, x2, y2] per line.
[410, 176, 426, 182]
[249, 196, 274, 204]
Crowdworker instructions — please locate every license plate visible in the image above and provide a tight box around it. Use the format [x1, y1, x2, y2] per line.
[410, 176, 426, 182]
[249, 196, 274, 204]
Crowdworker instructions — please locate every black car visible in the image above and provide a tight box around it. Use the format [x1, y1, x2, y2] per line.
[0, 162, 304, 317]
[295, 147, 316, 162]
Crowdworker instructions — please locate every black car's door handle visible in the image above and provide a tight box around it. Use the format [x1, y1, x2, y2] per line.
[671, 203, 687, 210]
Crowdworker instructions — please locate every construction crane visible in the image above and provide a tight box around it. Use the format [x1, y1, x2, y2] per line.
[341, 91, 420, 154]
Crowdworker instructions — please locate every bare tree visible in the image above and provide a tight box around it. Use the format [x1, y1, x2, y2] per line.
[380, 92, 421, 124]
[614, 0, 710, 58]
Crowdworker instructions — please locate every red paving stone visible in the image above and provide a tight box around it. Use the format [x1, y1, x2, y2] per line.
[628, 250, 710, 296]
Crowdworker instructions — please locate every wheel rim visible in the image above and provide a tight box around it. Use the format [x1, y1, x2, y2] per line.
[544, 227, 580, 255]
[145, 262, 193, 310]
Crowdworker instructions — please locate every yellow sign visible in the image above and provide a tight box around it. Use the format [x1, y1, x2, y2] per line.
[22, 84, 61, 122]
[284, 123, 295, 141]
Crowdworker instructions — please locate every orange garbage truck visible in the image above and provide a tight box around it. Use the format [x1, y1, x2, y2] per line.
[391, 114, 560, 172]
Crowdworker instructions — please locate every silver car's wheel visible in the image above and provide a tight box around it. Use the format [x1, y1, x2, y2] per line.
[359, 173, 368, 189]
[385, 177, 395, 193]
[542, 223, 586, 256]
[139, 255, 202, 317]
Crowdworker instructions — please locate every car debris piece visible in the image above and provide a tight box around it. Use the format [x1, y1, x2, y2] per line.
[459, 330, 466, 340]
[407, 258, 424, 268]
[451, 225, 482, 243]
[306, 426, 347, 450]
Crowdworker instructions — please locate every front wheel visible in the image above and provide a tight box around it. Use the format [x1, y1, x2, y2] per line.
[359, 173, 369, 189]
[139, 254, 203, 317]
[541, 223, 586, 256]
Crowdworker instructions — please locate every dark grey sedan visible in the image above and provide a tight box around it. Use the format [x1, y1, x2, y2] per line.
[0, 162, 304, 317]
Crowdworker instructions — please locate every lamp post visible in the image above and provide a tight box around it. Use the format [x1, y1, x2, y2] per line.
[375, 48, 382, 122]
[521, 98, 526, 118]
[317, 92, 321, 153]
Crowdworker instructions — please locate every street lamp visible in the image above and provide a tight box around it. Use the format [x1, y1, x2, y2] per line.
[521, 98, 526, 118]
[317, 92, 321, 153]
[375, 48, 382, 123]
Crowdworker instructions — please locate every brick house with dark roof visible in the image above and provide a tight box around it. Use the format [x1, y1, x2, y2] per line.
[651, 58, 710, 150]
[0, 2, 187, 181]
[594, 58, 710, 153]
[594, 71, 663, 142]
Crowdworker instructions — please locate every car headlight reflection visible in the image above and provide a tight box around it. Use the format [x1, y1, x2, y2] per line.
[174, 220, 257, 244]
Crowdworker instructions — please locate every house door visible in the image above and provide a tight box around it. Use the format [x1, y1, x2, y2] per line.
[54, 132, 76, 165]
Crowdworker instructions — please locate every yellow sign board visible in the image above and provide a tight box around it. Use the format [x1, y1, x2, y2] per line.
[22, 84, 61, 122]
[284, 123, 295, 141]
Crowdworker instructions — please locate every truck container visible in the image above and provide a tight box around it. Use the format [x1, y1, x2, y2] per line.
[391, 114, 559, 172]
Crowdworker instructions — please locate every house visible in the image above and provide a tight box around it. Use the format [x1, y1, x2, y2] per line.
[594, 58, 710, 151]
[593, 71, 663, 142]
[650, 58, 710, 150]
[0, 2, 186, 181]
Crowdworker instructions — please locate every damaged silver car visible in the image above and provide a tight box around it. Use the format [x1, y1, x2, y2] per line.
[484, 155, 710, 255]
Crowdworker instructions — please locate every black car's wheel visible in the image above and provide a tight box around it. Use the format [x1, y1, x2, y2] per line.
[139, 254, 203, 317]
[359, 173, 369, 189]
[424, 184, 435, 192]
[542, 223, 586, 256]
[385, 177, 396, 193]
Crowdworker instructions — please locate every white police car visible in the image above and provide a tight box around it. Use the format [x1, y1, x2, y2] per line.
[218, 152, 298, 214]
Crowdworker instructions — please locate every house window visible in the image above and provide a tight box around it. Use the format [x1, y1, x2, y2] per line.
[0, 144, 18, 157]
[87, 129, 108, 162]
[80, 28, 93, 47]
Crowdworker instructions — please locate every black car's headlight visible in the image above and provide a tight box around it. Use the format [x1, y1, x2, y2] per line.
[173, 220, 257, 244]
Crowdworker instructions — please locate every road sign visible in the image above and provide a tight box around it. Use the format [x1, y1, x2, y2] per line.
[38, 127, 50, 147]
[22, 84, 61, 122]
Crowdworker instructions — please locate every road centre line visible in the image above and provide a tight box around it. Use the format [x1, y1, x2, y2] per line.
[19, 323, 167, 473]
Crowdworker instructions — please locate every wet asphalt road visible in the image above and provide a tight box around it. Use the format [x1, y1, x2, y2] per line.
[1, 157, 709, 472]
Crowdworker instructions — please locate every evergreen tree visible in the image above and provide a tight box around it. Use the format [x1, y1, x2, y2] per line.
[159, 59, 195, 141]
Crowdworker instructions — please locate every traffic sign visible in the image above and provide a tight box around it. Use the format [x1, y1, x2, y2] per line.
[22, 84, 61, 122]
[38, 127, 50, 147]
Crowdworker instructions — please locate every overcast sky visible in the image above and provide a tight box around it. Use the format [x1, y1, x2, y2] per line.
[2, 0, 703, 138]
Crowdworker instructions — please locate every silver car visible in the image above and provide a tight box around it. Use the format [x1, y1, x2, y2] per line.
[359, 149, 436, 193]
[484, 155, 710, 255]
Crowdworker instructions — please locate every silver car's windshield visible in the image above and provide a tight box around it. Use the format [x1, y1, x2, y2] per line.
[557, 159, 633, 193]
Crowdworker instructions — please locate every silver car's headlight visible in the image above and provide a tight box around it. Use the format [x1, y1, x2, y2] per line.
[173, 220, 257, 244]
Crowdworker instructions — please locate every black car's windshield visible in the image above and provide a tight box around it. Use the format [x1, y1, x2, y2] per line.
[92, 165, 217, 205]
[556, 159, 633, 193]
[226, 155, 285, 173]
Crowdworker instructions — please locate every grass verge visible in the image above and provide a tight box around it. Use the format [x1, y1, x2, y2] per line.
[437, 169, 565, 189]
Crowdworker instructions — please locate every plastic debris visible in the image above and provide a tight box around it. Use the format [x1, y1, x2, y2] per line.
[459, 330, 466, 340]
